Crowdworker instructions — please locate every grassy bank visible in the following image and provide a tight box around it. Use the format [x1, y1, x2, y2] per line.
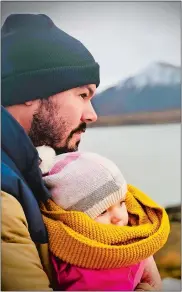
[154, 207, 181, 280]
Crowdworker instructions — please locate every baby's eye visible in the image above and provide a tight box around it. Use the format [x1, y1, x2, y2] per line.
[120, 200, 125, 205]
[100, 210, 107, 215]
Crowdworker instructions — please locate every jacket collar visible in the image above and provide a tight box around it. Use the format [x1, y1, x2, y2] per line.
[1, 106, 51, 202]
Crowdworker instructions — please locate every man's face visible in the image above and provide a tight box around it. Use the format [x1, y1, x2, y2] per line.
[28, 84, 97, 154]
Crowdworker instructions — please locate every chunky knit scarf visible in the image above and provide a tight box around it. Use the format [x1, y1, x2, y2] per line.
[40, 184, 170, 269]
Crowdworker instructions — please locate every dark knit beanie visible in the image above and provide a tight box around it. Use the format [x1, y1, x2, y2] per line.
[1, 14, 100, 107]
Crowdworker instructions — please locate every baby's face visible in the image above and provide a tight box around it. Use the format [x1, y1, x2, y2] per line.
[95, 199, 129, 226]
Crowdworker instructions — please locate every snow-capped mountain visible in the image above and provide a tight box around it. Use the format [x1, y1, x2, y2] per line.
[93, 62, 181, 116]
[119, 62, 180, 89]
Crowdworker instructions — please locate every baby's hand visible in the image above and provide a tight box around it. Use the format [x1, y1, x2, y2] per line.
[135, 282, 156, 291]
[139, 256, 162, 290]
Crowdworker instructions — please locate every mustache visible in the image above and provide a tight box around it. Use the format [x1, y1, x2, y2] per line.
[70, 123, 87, 137]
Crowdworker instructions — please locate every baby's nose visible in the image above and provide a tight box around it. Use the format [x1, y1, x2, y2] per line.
[111, 209, 123, 225]
[111, 216, 121, 225]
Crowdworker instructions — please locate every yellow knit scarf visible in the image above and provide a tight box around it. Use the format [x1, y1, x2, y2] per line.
[40, 184, 170, 269]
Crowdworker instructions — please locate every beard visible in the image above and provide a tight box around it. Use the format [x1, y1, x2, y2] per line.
[28, 99, 86, 155]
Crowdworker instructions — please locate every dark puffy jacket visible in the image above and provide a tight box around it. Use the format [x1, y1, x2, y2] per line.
[1, 106, 51, 243]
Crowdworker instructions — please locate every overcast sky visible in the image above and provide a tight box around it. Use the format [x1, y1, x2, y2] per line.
[1, 1, 181, 92]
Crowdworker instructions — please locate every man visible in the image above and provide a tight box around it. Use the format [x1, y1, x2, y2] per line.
[1, 13, 99, 290]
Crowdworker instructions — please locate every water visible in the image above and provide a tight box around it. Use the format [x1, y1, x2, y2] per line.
[80, 124, 181, 207]
[162, 278, 181, 291]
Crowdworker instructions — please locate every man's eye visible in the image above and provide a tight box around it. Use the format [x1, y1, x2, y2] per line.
[101, 210, 107, 215]
[80, 93, 88, 99]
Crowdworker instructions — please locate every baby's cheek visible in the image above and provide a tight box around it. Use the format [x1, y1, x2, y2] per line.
[95, 214, 110, 224]
[126, 212, 129, 224]
[123, 205, 129, 223]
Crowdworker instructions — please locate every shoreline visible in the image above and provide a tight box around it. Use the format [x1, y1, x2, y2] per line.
[89, 109, 181, 128]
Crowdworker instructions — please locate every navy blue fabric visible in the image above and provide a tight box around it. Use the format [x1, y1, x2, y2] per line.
[1, 106, 51, 243]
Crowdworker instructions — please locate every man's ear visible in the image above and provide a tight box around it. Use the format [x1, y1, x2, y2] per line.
[25, 101, 33, 106]
[25, 99, 41, 108]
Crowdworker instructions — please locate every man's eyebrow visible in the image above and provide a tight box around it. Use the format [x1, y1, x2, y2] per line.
[79, 86, 94, 97]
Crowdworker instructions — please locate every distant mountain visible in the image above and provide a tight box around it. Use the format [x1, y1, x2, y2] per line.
[93, 62, 181, 117]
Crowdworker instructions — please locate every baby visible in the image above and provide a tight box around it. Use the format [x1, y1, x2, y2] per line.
[37, 146, 169, 291]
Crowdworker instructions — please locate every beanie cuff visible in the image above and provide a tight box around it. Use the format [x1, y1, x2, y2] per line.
[2, 63, 100, 107]
[85, 183, 127, 219]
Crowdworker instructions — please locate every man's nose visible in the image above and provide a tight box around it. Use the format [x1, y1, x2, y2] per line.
[81, 101, 97, 123]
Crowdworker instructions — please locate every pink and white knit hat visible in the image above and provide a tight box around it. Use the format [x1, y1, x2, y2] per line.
[37, 146, 127, 219]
